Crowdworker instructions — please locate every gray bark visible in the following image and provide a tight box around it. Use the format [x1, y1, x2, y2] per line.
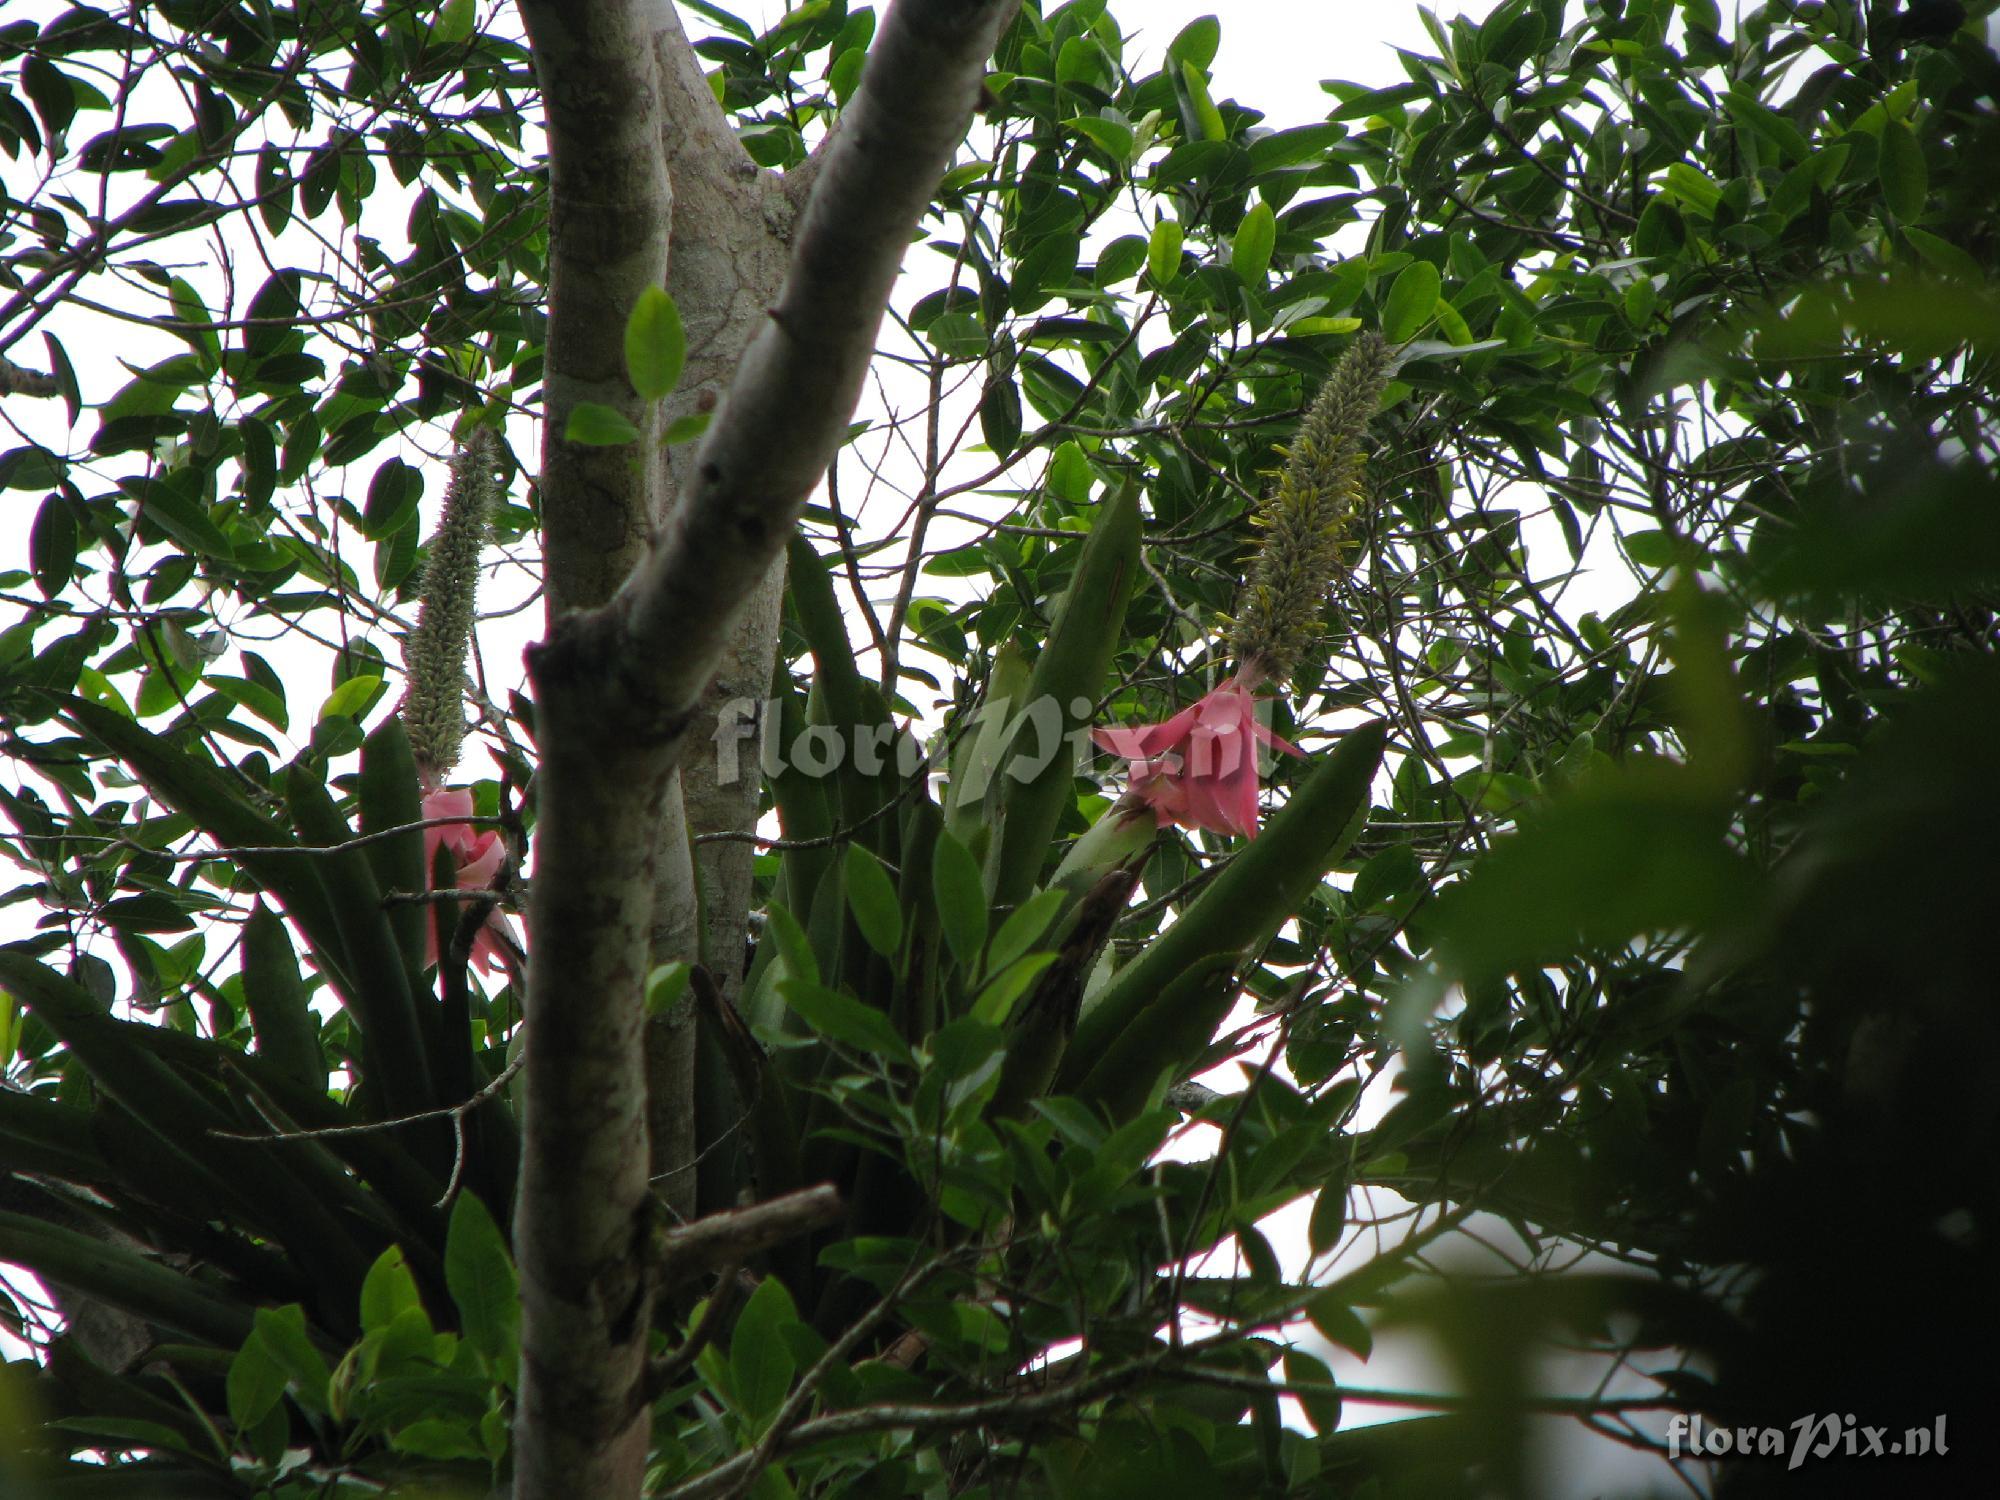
[641, 8, 798, 1218]
[511, 3, 1021, 1498]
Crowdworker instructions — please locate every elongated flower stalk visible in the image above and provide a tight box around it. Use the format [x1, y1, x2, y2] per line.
[1088, 334, 1394, 855]
[398, 427, 522, 972]
[1227, 329, 1394, 688]
[402, 427, 502, 788]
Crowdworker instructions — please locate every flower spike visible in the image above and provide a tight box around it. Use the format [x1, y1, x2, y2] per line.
[1228, 331, 1394, 685]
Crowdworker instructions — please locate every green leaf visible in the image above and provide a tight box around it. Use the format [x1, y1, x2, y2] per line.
[42, 331, 80, 426]
[432, 0, 476, 46]
[989, 479, 1142, 908]
[1622, 529, 1678, 570]
[730, 1274, 800, 1423]
[1383, 260, 1441, 342]
[1306, 1295, 1372, 1358]
[971, 951, 1058, 1027]
[647, 961, 694, 1017]
[1285, 1347, 1341, 1435]
[779, 979, 911, 1064]
[1231, 200, 1276, 284]
[256, 143, 291, 236]
[391, 1419, 488, 1460]
[358, 717, 427, 980]
[56, 697, 351, 998]
[986, 886, 1065, 976]
[843, 844, 902, 957]
[1247, 123, 1345, 174]
[663, 411, 710, 445]
[564, 401, 642, 445]
[829, 47, 866, 105]
[126, 475, 233, 561]
[226, 1327, 287, 1431]
[1308, 1178, 1348, 1256]
[362, 456, 422, 539]
[1285, 315, 1364, 337]
[359, 1246, 426, 1336]
[1167, 15, 1221, 69]
[1432, 296, 1474, 346]
[252, 1304, 330, 1413]
[1903, 227, 1983, 282]
[284, 756, 434, 1121]
[1352, 844, 1421, 910]
[624, 285, 686, 401]
[318, 674, 383, 723]
[0, 1190, 256, 1350]
[1069, 114, 1134, 162]
[931, 829, 987, 971]
[445, 1192, 520, 1380]
[242, 902, 324, 1093]
[763, 899, 819, 986]
[166, 276, 221, 373]
[1147, 218, 1184, 285]
[1177, 59, 1227, 143]
[0, 446, 65, 492]
[29, 493, 77, 598]
[1878, 119, 1926, 224]
[1427, 760, 1760, 984]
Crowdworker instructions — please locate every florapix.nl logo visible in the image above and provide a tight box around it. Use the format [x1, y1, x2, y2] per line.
[1666, 1412, 1950, 1471]
[707, 690, 1296, 793]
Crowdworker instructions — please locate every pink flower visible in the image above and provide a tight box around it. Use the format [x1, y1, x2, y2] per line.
[421, 787, 522, 975]
[1091, 672, 1305, 839]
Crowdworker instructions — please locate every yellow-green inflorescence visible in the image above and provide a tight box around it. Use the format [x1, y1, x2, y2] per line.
[1228, 331, 1394, 686]
[401, 427, 502, 785]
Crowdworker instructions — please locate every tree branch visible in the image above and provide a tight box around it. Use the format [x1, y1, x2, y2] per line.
[613, 0, 1022, 723]
[662, 1357, 1151, 1500]
[516, 0, 677, 616]
[511, 9, 1019, 1500]
[0, 356, 59, 397]
[653, 1183, 844, 1289]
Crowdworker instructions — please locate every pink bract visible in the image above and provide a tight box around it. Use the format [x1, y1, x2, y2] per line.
[1091, 672, 1304, 839]
[421, 787, 522, 975]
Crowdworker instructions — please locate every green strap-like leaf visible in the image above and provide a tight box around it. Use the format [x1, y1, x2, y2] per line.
[931, 827, 987, 976]
[890, 793, 943, 1042]
[0, 1086, 113, 1184]
[0, 952, 376, 1315]
[286, 758, 436, 1123]
[358, 717, 428, 983]
[0, 1208, 256, 1349]
[241, 902, 324, 1094]
[57, 697, 354, 997]
[1061, 719, 1388, 1102]
[785, 532, 866, 735]
[988, 478, 1141, 909]
[768, 669, 835, 926]
[786, 534, 903, 859]
[843, 844, 902, 957]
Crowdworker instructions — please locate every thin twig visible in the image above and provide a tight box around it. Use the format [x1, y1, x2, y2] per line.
[642, 1265, 748, 1403]
[211, 1053, 523, 1145]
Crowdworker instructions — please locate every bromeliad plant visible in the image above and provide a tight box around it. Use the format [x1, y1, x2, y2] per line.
[0, 426, 531, 1490]
[1087, 333, 1395, 845]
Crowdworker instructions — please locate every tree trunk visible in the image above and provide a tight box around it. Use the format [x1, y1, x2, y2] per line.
[510, 3, 1020, 1496]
